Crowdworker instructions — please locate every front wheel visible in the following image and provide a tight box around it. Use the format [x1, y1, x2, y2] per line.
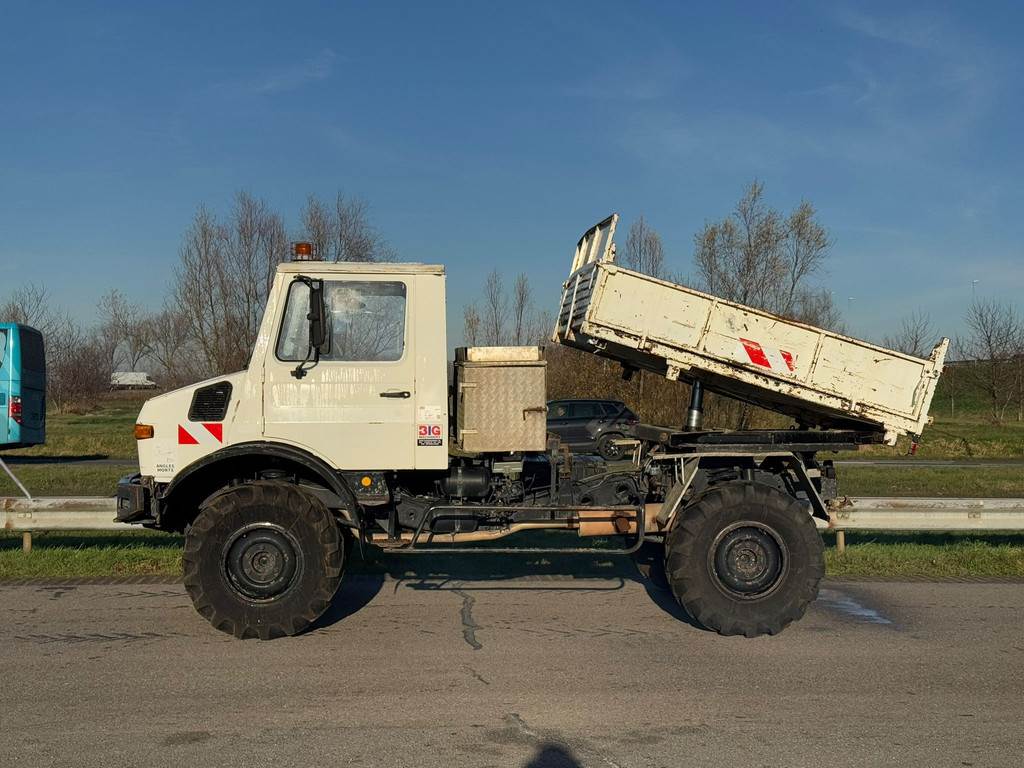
[663, 482, 824, 637]
[183, 481, 345, 640]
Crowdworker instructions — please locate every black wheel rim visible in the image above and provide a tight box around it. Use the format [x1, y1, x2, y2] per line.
[223, 523, 303, 601]
[709, 522, 788, 599]
[603, 439, 623, 458]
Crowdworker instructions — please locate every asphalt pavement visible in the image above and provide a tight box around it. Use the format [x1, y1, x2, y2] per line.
[2, 551, 1022, 768]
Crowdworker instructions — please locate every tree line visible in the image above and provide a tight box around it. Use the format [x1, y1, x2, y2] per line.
[3, 181, 1021, 424]
[0, 191, 393, 411]
[464, 181, 1024, 427]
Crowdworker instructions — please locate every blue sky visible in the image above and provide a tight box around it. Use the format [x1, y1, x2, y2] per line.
[1, 1, 1021, 344]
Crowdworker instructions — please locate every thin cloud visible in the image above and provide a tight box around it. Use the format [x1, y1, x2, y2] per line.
[253, 48, 336, 94]
[827, 8, 1000, 142]
[568, 50, 690, 103]
[836, 8, 943, 50]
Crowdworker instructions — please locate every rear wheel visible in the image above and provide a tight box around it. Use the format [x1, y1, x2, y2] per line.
[183, 481, 344, 639]
[663, 482, 823, 637]
[597, 432, 626, 460]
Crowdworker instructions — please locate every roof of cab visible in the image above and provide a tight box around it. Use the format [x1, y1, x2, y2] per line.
[277, 261, 444, 275]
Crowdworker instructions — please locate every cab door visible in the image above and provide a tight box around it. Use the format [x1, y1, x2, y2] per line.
[263, 276, 417, 469]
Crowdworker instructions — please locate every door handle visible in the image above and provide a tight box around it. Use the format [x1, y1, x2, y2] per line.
[380, 390, 411, 399]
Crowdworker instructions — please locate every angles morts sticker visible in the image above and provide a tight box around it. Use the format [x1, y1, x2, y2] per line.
[417, 423, 443, 447]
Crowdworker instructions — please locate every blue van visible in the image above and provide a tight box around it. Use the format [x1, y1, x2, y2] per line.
[0, 323, 46, 448]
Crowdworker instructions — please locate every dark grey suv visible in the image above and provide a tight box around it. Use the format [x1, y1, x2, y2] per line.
[546, 399, 640, 459]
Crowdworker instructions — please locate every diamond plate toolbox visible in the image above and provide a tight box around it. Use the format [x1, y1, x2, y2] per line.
[454, 346, 547, 453]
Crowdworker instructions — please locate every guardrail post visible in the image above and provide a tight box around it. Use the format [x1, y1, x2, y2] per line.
[836, 530, 846, 554]
[22, 531, 32, 553]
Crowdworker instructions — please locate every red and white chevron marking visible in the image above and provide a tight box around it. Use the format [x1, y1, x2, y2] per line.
[738, 338, 796, 373]
[177, 422, 224, 446]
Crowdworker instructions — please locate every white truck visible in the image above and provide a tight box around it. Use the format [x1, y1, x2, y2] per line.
[111, 371, 158, 390]
[117, 215, 947, 640]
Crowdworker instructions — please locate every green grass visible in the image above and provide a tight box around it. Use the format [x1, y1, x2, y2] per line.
[0, 464, 128, 497]
[823, 532, 1024, 579]
[838, 465, 1024, 498]
[4, 397, 140, 460]
[0, 531, 183, 579]
[838, 414, 1024, 460]
[3, 530, 1022, 581]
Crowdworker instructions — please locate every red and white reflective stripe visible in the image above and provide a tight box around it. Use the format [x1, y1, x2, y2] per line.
[738, 338, 796, 373]
[177, 422, 224, 445]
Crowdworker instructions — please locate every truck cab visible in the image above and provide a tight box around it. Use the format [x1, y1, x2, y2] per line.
[129, 261, 450, 493]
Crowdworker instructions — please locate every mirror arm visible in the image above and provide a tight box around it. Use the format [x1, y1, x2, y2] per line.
[291, 344, 319, 379]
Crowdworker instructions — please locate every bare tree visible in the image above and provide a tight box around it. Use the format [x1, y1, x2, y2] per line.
[98, 289, 151, 372]
[300, 195, 335, 263]
[463, 304, 482, 346]
[624, 216, 666, 279]
[0, 283, 58, 337]
[781, 202, 830, 314]
[45, 321, 112, 413]
[511, 274, 532, 344]
[174, 206, 237, 375]
[299, 192, 394, 262]
[231, 192, 288, 348]
[172, 193, 289, 375]
[462, 272, 551, 348]
[482, 270, 507, 345]
[1, 283, 115, 408]
[792, 288, 843, 331]
[955, 298, 1022, 422]
[528, 307, 555, 346]
[884, 309, 937, 358]
[693, 181, 836, 326]
[142, 307, 199, 388]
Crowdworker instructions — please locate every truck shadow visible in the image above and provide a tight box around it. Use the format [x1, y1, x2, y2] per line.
[524, 744, 584, 767]
[0, 454, 117, 464]
[312, 539, 706, 633]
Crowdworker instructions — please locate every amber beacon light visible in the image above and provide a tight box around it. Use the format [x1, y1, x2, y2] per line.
[292, 241, 316, 261]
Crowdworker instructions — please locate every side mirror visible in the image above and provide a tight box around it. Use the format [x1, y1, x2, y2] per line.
[308, 280, 327, 349]
[291, 277, 327, 379]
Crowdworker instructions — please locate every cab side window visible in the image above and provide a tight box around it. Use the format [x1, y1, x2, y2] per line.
[277, 280, 407, 363]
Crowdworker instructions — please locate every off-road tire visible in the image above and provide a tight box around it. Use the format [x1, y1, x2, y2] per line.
[664, 481, 823, 638]
[597, 433, 625, 460]
[183, 481, 344, 640]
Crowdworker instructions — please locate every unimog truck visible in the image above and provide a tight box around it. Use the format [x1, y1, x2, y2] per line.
[117, 215, 948, 640]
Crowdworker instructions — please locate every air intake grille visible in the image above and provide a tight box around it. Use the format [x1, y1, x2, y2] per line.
[188, 382, 232, 422]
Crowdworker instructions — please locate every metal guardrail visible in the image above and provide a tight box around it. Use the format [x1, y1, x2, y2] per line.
[823, 497, 1024, 531]
[2, 497, 126, 551]
[4, 496, 1024, 553]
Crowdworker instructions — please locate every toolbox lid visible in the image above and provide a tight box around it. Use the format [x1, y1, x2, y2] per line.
[455, 346, 544, 363]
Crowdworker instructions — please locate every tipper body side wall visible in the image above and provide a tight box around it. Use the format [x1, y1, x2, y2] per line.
[553, 214, 947, 445]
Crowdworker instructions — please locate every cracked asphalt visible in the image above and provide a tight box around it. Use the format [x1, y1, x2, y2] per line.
[2, 549, 1023, 768]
